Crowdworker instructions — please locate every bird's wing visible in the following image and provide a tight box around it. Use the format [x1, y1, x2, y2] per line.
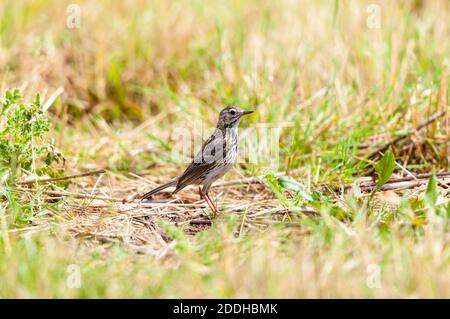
[174, 162, 216, 192]
[174, 131, 226, 192]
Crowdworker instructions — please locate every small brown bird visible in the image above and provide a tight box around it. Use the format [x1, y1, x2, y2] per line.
[141, 106, 254, 214]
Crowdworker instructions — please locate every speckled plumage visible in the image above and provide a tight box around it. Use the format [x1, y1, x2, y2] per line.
[141, 106, 254, 214]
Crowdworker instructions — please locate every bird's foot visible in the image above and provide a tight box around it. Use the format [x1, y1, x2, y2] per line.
[199, 187, 219, 219]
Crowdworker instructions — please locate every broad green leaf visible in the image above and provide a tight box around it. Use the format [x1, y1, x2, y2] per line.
[425, 173, 439, 208]
[264, 172, 289, 207]
[277, 176, 313, 201]
[375, 149, 395, 190]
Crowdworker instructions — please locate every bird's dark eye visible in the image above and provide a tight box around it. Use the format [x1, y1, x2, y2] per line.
[230, 109, 236, 115]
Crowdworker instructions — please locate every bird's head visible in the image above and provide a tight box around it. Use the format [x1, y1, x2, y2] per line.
[217, 106, 254, 129]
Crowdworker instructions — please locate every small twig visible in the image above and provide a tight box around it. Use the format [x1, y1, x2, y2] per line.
[189, 219, 212, 225]
[43, 190, 123, 202]
[356, 171, 450, 189]
[18, 169, 106, 185]
[43, 86, 64, 111]
[394, 161, 418, 181]
[188, 218, 304, 228]
[359, 176, 450, 192]
[250, 206, 317, 217]
[251, 220, 305, 227]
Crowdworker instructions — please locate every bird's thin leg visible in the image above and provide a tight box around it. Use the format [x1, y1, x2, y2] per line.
[199, 187, 215, 218]
[205, 191, 219, 216]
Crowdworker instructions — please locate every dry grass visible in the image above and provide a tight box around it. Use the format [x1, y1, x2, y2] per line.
[1, 0, 450, 298]
[18, 170, 311, 251]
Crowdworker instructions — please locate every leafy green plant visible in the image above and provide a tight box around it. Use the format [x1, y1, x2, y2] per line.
[264, 172, 290, 207]
[0, 89, 62, 185]
[277, 176, 313, 202]
[424, 173, 439, 209]
[265, 173, 324, 210]
[375, 148, 395, 191]
[423, 173, 449, 219]
[0, 89, 63, 224]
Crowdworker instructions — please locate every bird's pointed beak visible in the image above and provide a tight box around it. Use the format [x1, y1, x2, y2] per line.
[242, 110, 254, 116]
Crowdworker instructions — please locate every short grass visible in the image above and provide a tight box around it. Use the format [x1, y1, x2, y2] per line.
[0, 0, 450, 298]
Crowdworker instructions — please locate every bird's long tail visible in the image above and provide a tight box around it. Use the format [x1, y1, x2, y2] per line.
[141, 179, 177, 201]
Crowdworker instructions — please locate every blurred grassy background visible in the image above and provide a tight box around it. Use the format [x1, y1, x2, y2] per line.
[1, 0, 448, 173]
[0, 0, 449, 298]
